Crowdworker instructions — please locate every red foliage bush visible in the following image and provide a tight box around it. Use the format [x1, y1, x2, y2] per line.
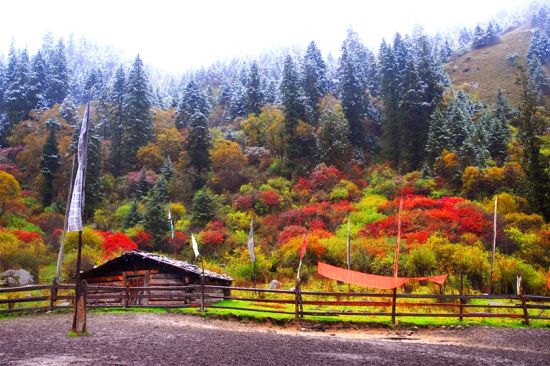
[200, 220, 227, 246]
[309, 164, 343, 191]
[133, 230, 153, 250]
[259, 190, 280, 207]
[233, 194, 254, 210]
[364, 195, 490, 242]
[12, 230, 41, 243]
[102, 232, 138, 258]
[278, 225, 307, 245]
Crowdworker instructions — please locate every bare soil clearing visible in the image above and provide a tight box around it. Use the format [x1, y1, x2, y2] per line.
[0, 313, 549, 365]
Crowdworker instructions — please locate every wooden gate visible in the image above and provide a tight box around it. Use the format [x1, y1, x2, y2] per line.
[126, 275, 145, 305]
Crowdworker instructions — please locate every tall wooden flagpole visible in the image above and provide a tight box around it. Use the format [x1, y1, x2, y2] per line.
[68, 93, 91, 333]
[489, 196, 498, 293]
[391, 197, 403, 325]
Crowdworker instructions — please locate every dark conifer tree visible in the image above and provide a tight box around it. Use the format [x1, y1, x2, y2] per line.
[472, 24, 486, 49]
[121, 55, 153, 171]
[426, 108, 450, 163]
[144, 177, 170, 239]
[379, 39, 401, 165]
[3, 46, 30, 125]
[175, 80, 209, 129]
[527, 57, 550, 96]
[136, 168, 150, 198]
[245, 62, 263, 115]
[191, 188, 217, 227]
[338, 30, 369, 155]
[28, 50, 48, 109]
[302, 41, 328, 124]
[280, 55, 306, 164]
[124, 200, 142, 229]
[516, 67, 550, 219]
[84, 121, 104, 218]
[185, 111, 211, 189]
[109, 66, 126, 176]
[45, 39, 69, 106]
[40, 118, 61, 206]
[228, 79, 247, 120]
[458, 27, 472, 49]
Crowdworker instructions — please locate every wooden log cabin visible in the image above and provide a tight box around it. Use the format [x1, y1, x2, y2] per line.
[81, 250, 233, 306]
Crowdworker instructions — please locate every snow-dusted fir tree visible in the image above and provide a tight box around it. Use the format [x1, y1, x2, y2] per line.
[302, 41, 328, 124]
[59, 95, 78, 126]
[175, 80, 210, 129]
[185, 111, 211, 189]
[228, 79, 247, 121]
[426, 108, 450, 164]
[40, 118, 61, 206]
[527, 30, 550, 65]
[45, 40, 69, 106]
[3, 46, 30, 124]
[108, 66, 126, 175]
[28, 50, 48, 110]
[317, 95, 352, 168]
[245, 62, 263, 115]
[121, 55, 153, 171]
[338, 29, 369, 154]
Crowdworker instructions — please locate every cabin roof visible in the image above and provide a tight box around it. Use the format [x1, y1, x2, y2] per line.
[81, 250, 233, 282]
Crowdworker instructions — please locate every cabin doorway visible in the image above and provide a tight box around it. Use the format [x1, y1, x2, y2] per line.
[124, 273, 146, 305]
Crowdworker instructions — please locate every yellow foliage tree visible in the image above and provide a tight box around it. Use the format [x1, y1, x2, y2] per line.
[0, 170, 21, 216]
[137, 143, 164, 171]
[241, 105, 286, 158]
[210, 139, 247, 192]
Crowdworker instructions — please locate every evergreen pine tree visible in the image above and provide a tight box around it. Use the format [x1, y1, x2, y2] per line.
[302, 41, 328, 124]
[109, 66, 126, 176]
[399, 58, 427, 170]
[527, 57, 550, 96]
[185, 111, 211, 189]
[175, 80, 209, 129]
[426, 108, 450, 163]
[28, 50, 48, 110]
[124, 199, 142, 229]
[3, 46, 30, 124]
[144, 178, 170, 239]
[245, 62, 263, 115]
[280, 55, 306, 165]
[45, 39, 69, 106]
[317, 95, 352, 168]
[84, 121, 104, 218]
[338, 30, 370, 155]
[59, 95, 78, 126]
[160, 156, 174, 180]
[228, 80, 247, 120]
[472, 24, 486, 49]
[191, 188, 217, 227]
[136, 168, 150, 198]
[516, 66, 550, 219]
[458, 27, 472, 49]
[40, 118, 61, 206]
[121, 55, 153, 171]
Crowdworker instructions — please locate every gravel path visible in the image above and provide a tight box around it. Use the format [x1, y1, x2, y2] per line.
[0, 313, 549, 366]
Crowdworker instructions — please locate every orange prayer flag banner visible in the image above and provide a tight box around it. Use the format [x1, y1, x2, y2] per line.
[317, 262, 447, 290]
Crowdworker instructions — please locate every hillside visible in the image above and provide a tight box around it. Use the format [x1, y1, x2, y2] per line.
[446, 25, 536, 106]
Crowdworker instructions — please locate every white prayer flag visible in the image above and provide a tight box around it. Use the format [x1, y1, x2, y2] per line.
[67, 102, 90, 232]
[191, 233, 200, 258]
[247, 218, 255, 263]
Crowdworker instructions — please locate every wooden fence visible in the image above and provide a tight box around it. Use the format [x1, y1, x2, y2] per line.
[1, 282, 549, 325]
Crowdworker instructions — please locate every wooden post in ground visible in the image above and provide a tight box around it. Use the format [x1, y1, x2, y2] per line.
[200, 257, 206, 312]
[71, 231, 87, 333]
[518, 276, 530, 326]
[391, 288, 397, 325]
[49, 278, 58, 312]
[459, 269, 464, 322]
[72, 280, 87, 333]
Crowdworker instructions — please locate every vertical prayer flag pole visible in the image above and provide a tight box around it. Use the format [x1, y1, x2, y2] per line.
[247, 217, 257, 289]
[346, 215, 351, 271]
[393, 197, 404, 278]
[391, 197, 403, 325]
[67, 95, 91, 334]
[168, 203, 175, 253]
[489, 196, 498, 293]
[191, 234, 205, 311]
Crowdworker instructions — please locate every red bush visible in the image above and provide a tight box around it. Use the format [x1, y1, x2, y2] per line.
[200, 220, 227, 246]
[102, 232, 138, 258]
[259, 190, 280, 207]
[133, 230, 153, 250]
[233, 194, 254, 210]
[12, 230, 41, 243]
[278, 225, 307, 245]
[309, 164, 343, 190]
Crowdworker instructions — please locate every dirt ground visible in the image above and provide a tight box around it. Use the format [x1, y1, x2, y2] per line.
[0, 313, 549, 366]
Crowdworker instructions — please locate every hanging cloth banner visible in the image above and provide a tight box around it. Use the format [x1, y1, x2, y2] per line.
[317, 262, 447, 290]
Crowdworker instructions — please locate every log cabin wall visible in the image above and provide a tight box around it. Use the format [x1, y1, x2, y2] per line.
[86, 269, 229, 306]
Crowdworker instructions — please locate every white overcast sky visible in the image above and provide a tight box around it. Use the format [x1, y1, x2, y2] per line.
[0, 0, 529, 73]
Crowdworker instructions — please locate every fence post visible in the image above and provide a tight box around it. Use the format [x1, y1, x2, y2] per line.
[200, 274, 205, 312]
[49, 278, 58, 312]
[391, 288, 397, 325]
[459, 269, 464, 322]
[72, 280, 87, 333]
[294, 281, 303, 319]
[519, 282, 530, 326]
[124, 286, 130, 308]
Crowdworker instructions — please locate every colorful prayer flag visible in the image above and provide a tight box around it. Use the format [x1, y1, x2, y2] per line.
[247, 218, 255, 263]
[191, 233, 200, 258]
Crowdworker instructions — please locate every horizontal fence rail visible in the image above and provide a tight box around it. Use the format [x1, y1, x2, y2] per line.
[1, 281, 549, 325]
